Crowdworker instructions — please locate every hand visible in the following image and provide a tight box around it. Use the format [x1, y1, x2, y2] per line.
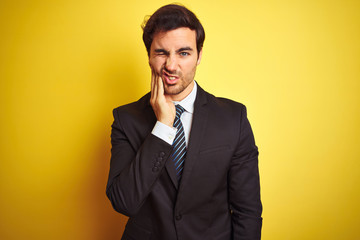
[150, 68, 176, 127]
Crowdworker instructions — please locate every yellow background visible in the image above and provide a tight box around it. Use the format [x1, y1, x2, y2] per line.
[1, 0, 359, 239]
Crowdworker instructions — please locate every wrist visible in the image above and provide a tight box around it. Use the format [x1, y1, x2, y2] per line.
[158, 117, 174, 127]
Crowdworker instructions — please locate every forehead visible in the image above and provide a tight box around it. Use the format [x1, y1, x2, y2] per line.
[151, 27, 197, 50]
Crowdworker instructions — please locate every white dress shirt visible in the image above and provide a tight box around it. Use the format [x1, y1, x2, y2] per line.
[151, 81, 197, 146]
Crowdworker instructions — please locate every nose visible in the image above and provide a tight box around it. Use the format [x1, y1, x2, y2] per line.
[165, 55, 177, 73]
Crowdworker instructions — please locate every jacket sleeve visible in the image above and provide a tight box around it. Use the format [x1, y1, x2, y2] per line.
[229, 105, 262, 240]
[106, 107, 173, 217]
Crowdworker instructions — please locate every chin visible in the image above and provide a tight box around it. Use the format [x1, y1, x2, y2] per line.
[164, 88, 182, 96]
[164, 84, 184, 96]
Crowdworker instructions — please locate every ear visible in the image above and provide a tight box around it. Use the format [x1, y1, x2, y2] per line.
[197, 48, 203, 65]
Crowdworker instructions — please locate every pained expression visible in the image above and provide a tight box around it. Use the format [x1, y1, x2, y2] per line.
[149, 27, 202, 101]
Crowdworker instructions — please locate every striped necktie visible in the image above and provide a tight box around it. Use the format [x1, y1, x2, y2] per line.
[171, 105, 186, 180]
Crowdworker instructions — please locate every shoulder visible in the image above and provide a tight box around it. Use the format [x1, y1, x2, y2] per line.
[198, 86, 247, 115]
[112, 93, 155, 129]
[113, 92, 151, 116]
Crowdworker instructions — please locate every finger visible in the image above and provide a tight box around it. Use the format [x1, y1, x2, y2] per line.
[158, 75, 164, 97]
[153, 71, 159, 100]
[150, 67, 157, 100]
[151, 69, 154, 91]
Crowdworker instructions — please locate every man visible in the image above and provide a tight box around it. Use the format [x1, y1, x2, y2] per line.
[106, 4, 262, 240]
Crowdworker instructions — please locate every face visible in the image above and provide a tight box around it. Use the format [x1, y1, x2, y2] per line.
[149, 27, 202, 101]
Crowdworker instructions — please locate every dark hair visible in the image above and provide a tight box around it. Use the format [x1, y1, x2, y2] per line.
[142, 4, 205, 57]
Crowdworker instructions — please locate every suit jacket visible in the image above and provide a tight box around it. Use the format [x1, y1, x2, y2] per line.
[106, 85, 262, 240]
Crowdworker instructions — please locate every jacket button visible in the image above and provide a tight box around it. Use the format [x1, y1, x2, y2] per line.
[154, 161, 161, 167]
[159, 152, 165, 157]
[175, 214, 182, 220]
[152, 167, 159, 172]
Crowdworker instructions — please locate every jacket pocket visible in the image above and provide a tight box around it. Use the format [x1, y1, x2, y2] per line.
[199, 145, 230, 155]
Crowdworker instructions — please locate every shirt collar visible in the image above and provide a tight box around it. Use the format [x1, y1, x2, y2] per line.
[173, 81, 197, 114]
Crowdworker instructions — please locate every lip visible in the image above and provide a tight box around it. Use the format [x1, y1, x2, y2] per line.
[162, 71, 179, 85]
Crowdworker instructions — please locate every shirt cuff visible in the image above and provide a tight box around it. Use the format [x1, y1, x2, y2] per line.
[151, 121, 177, 145]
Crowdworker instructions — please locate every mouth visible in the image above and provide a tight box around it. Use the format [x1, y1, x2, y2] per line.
[162, 71, 179, 85]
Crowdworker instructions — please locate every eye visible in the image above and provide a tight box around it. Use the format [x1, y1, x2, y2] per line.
[180, 52, 190, 56]
[154, 50, 169, 56]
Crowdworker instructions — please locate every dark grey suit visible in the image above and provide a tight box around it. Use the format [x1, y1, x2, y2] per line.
[106, 85, 262, 240]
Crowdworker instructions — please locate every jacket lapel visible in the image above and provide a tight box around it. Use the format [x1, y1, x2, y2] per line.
[165, 154, 179, 189]
[177, 85, 208, 194]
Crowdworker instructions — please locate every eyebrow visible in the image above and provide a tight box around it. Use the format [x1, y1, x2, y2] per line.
[154, 47, 194, 54]
[154, 49, 168, 54]
[176, 47, 193, 52]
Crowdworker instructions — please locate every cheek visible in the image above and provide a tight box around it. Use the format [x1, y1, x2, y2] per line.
[182, 60, 198, 74]
[149, 57, 165, 70]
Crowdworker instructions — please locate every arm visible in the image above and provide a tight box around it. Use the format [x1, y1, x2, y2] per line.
[229, 106, 262, 240]
[106, 71, 176, 216]
[106, 108, 173, 216]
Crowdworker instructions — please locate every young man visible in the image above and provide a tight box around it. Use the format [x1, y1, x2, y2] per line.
[106, 4, 262, 240]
